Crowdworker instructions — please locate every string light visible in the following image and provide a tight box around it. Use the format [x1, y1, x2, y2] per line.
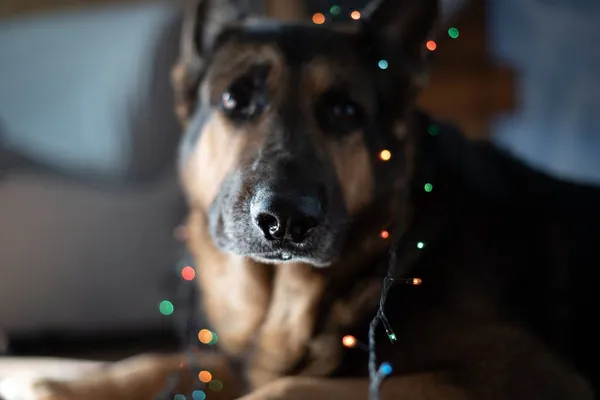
[350, 10, 361, 20]
[329, 5, 341, 16]
[378, 362, 393, 376]
[181, 266, 196, 281]
[192, 390, 207, 400]
[379, 149, 392, 161]
[198, 371, 212, 383]
[312, 13, 325, 25]
[417, 242, 425, 249]
[426, 40, 437, 51]
[424, 183, 433, 192]
[380, 230, 390, 239]
[173, 394, 186, 400]
[209, 380, 224, 392]
[428, 124, 439, 136]
[412, 278, 423, 285]
[448, 27, 460, 39]
[159, 300, 174, 316]
[342, 335, 358, 348]
[198, 329, 213, 344]
[377, 59, 389, 70]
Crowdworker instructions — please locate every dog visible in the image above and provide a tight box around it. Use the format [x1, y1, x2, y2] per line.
[1, 0, 599, 399]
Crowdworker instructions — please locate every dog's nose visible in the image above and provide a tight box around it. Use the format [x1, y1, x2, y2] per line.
[251, 190, 324, 243]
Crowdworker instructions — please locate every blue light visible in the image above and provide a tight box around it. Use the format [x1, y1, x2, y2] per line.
[378, 60, 389, 70]
[192, 390, 206, 400]
[379, 362, 393, 376]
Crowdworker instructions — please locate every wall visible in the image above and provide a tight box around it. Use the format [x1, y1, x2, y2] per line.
[489, 0, 600, 185]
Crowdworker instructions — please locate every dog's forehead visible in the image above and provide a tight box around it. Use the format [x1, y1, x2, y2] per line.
[219, 20, 364, 66]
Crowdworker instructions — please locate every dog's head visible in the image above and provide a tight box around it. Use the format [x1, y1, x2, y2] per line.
[174, 0, 438, 267]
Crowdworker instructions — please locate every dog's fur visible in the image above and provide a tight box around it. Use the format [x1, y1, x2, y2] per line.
[2, 0, 599, 399]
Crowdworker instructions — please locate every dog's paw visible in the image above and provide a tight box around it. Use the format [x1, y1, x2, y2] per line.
[0, 375, 57, 400]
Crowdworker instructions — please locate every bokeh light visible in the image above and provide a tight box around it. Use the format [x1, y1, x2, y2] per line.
[159, 300, 174, 316]
[379, 150, 392, 161]
[209, 380, 224, 392]
[312, 13, 325, 25]
[198, 329, 214, 344]
[342, 335, 357, 348]
[192, 391, 206, 400]
[181, 266, 196, 281]
[198, 370, 213, 383]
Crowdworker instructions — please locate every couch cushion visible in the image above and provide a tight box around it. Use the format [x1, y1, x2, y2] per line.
[0, 1, 181, 182]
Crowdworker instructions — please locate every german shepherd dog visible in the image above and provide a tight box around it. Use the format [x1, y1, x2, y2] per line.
[2, 0, 599, 399]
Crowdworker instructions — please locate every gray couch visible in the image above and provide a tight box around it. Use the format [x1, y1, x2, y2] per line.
[0, 1, 187, 335]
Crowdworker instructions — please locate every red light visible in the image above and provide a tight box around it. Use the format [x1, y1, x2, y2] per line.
[182, 266, 196, 281]
[426, 40, 437, 51]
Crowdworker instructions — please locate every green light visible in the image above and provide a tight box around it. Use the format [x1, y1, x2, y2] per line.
[428, 124, 439, 136]
[448, 27, 460, 39]
[330, 5, 341, 15]
[378, 59, 388, 70]
[209, 332, 219, 345]
[424, 183, 433, 192]
[174, 394, 186, 400]
[417, 242, 425, 249]
[209, 380, 224, 392]
[388, 333, 397, 343]
[159, 300, 174, 316]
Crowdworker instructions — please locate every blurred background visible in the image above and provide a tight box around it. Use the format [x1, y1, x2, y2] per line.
[0, 0, 599, 362]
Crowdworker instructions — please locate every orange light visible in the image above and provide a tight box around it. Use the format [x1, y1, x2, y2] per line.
[426, 40, 437, 51]
[342, 335, 357, 348]
[350, 11, 361, 20]
[412, 278, 423, 286]
[379, 149, 392, 161]
[198, 370, 213, 383]
[312, 13, 325, 25]
[380, 230, 390, 239]
[182, 266, 196, 281]
[198, 329, 214, 344]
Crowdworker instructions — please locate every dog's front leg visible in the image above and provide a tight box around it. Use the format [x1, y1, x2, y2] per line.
[0, 352, 241, 400]
[235, 375, 469, 400]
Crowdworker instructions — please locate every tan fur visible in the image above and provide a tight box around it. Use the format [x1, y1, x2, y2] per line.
[187, 211, 272, 357]
[329, 131, 374, 215]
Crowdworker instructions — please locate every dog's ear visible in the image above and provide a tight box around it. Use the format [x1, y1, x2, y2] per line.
[172, 0, 246, 125]
[362, 0, 438, 63]
[181, 0, 246, 68]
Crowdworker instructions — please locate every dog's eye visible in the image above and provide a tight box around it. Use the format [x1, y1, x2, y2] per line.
[316, 93, 364, 135]
[220, 68, 269, 122]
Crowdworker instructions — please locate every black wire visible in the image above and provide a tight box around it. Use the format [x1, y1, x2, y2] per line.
[368, 231, 402, 400]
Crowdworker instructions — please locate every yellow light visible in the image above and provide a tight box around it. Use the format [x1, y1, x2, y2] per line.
[350, 11, 361, 20]
[342, 335, 357, 348]
[312, 13, 325, 25]
[412, 278, 422, 286]
[198, 370, 213, 383]
[380, 230, 389, 239]
[198, 329, 214, 344]
[379, 149, 392, 161]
